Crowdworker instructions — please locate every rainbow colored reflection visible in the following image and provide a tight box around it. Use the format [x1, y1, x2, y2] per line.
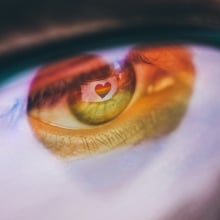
[27, 45, 195, 158]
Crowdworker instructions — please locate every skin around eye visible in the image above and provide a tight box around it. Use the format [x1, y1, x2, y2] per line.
[27, 45, 195, 158]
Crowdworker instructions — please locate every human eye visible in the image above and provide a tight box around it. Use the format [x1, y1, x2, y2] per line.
[26, 45, 194, 158]
[1, 1, 220, 219]
[1, 36, 220, 219]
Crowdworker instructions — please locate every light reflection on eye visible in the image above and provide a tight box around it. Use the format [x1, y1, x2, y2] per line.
[27, 45, 195, 158]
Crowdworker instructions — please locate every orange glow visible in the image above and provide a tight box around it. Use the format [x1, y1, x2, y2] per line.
[27, 45, 195, 158]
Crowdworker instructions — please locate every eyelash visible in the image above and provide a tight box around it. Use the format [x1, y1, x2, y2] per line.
[27, 52, 151, 111]
[28, 65, 114, 110]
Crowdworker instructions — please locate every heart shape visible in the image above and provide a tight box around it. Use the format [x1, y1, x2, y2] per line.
[95, 82, 111, 98]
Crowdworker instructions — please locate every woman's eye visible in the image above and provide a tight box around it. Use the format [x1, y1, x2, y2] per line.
[1, 42, 220, 220]
[26, 45, 194, 158]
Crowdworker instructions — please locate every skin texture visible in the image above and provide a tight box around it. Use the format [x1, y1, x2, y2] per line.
[0, 0, 220, 220]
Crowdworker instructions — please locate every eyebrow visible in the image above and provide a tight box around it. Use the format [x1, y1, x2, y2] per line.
[0, 1, 219, 84]
[0, 0, 220, 55]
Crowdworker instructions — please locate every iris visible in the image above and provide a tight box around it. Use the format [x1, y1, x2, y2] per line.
[27, 45, 195, 158]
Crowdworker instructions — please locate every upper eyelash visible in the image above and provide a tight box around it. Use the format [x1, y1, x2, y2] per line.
[27, 52, 153, 111]
[27, 64, 113, 110]
[27, 77, 73, 110]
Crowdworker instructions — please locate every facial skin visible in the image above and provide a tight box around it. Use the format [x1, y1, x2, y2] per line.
[0, 1, 220, 220]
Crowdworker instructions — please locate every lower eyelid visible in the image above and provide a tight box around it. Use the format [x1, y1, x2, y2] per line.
[28, 70, 193, 158]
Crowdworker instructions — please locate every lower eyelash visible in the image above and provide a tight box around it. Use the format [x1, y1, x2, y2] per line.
[27, 65, 113, 110]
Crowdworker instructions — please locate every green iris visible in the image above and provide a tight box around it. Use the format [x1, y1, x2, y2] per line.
[69, 89, 134, 125]
[68, 60, 136, 125]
